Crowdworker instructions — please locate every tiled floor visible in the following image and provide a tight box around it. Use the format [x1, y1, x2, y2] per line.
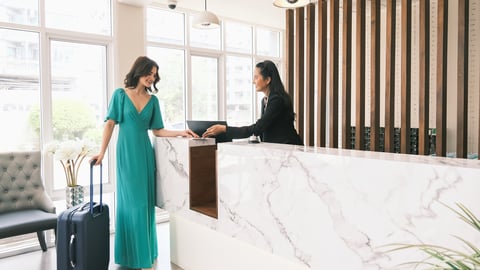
[0, 222, 182, 270]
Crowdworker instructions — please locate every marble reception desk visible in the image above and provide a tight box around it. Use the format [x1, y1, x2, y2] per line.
[154, 137, 480, 270]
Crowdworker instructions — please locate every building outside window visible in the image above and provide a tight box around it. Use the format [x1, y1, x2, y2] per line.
[146, 7, 283, 129]
[0, 0, 113, 256]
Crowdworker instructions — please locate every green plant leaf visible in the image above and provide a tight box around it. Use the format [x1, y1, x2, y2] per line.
[382, 202, 480, 270]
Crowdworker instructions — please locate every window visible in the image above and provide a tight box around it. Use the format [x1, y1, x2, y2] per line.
[226, 56, 252, 126]
[256, 28, 281, 58]
[0, 0, 39, 26]
[0, 0, 113, 256]
[225, 22, 252, 54]
[45, 0, 111, 35]
[148, 47, 186, 128]
[0, 29, 40, 151]
[191, 56, 219, 120]
[50, 40, 108, 189]
[147, 7, 283, 128]
[147, 9, 185, 45]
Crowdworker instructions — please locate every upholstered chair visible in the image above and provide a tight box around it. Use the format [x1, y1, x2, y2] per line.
[0, 151, 57, 251]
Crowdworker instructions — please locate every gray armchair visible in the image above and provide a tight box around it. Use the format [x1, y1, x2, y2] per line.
[0, 151, 57, 251]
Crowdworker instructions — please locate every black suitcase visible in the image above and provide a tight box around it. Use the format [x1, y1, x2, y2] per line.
[56, 162, 110, 270]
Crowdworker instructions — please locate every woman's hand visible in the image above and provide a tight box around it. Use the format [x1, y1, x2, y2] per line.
[90, 154, 104, 166]
[202, 124, 226, 138]
[180, 129, 199, 138]
[153, 128, 198, 138]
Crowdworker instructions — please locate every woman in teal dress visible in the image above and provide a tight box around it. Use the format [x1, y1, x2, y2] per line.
[91, 56, 197, 270]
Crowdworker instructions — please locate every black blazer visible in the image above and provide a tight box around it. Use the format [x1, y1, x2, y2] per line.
[225, 93, 303, 145]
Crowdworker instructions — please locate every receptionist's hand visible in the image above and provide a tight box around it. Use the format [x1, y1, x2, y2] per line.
[202, 124, 226, 138]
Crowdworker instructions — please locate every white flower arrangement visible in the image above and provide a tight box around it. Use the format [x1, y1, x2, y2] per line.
[45, 140, 98, 187]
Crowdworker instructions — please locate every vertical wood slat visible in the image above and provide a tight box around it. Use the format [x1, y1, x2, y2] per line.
[400, 0, 412, 154]
[317, 0, 328, 147]
[355, 0, 366, 150]
[306, 3, 315, 146]
[457, 0, 468, 158]
[341, 0, 352, 149]
[418, 0, 430, 155]
[384, 0, 396, 153]
[285, 10, 295, 99]
[436, 0, 448, 157]
[370, 0, 381, 151]
[329, 0, 339, 148]
[295, 8, 305, 140]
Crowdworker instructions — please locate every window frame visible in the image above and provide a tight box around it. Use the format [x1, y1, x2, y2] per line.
[146, 5, 284, 126]
[0, 0, 115, 256]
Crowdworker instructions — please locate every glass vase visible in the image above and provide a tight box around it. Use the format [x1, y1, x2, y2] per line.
[66, 185, 84, 208]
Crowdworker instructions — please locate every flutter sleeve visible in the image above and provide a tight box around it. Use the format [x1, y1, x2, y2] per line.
[105, 88, 124, 124]
[149, 95, 164, 130]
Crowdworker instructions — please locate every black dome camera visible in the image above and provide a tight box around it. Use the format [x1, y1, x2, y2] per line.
[167, 0, 177, 9]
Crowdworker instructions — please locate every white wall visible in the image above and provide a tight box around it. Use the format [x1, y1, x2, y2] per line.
[114, 2, 147, 88]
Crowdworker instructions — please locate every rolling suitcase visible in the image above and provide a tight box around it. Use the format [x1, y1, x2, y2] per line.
[56, 161, 110, 270]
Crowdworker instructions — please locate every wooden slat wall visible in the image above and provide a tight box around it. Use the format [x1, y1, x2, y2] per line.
[370, 0, 381, 151]
[329, 0, 339, 148]
[295, 8, 305, 140]
[436, 0, 448, 157]
[284, 0, 478, 159]
[457, 0, 469, 158]
[418, 0, 430, 155]
[355, 0, 366, 150]
[285, 10, 294, 99]
[306, 3, 315, 146]
[341, 0, 352, 149]
[384, 0, 396, 153]
[317, 0, 328, 147]
[400, 0, 412, 154]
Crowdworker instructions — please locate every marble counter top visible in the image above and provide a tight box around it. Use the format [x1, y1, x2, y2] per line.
[155, 138, 480, 270]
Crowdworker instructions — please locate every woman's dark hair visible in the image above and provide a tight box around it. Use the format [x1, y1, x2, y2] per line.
[256, 60, 295, 119]
[124, 56, 160, 94]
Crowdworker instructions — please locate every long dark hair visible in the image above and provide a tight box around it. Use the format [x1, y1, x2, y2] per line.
[124, 56, 160, 94]
[256, 60, 295, 119]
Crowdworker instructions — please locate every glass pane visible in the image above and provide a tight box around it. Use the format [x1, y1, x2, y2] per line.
[50, 41, 107, 190]
[147, 8, 184, 45]
[189, 15, 221, 49]
[0, 0, 38, 25]
[256, 28, 280, 57]
[148, 47, 185, 129]
[0, 29, 40, 151]
[45, 0, 111, 35]
[226, 56, 252, 126]
[191, 56, 218, 120]
[225, 22, 252, 54]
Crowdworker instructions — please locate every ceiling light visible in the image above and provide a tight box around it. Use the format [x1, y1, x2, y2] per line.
[273, 0, 310, 8]
[193, 0, 220, 29]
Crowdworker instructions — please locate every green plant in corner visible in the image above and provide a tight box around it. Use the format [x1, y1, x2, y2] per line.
[385, 202, 480, 270]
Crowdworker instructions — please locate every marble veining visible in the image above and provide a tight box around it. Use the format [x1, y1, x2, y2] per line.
[155, 138, 480, 270]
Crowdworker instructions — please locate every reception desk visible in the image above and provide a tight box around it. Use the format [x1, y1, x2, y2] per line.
[155, 137, 480, 270]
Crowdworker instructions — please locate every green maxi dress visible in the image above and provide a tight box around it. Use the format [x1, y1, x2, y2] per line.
[106, 88, 162, 268]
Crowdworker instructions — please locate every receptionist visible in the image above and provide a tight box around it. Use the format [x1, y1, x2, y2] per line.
[202, 60, 303, 146]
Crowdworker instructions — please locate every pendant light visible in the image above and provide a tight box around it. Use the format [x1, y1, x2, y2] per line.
[192, 0, 220, 29]
[273, 0, 310, 8]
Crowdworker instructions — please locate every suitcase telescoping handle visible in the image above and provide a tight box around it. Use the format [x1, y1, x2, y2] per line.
[89, 160, 103, 215]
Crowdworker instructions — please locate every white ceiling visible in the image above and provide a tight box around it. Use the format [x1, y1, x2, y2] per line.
[152, 0, 286, 29]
